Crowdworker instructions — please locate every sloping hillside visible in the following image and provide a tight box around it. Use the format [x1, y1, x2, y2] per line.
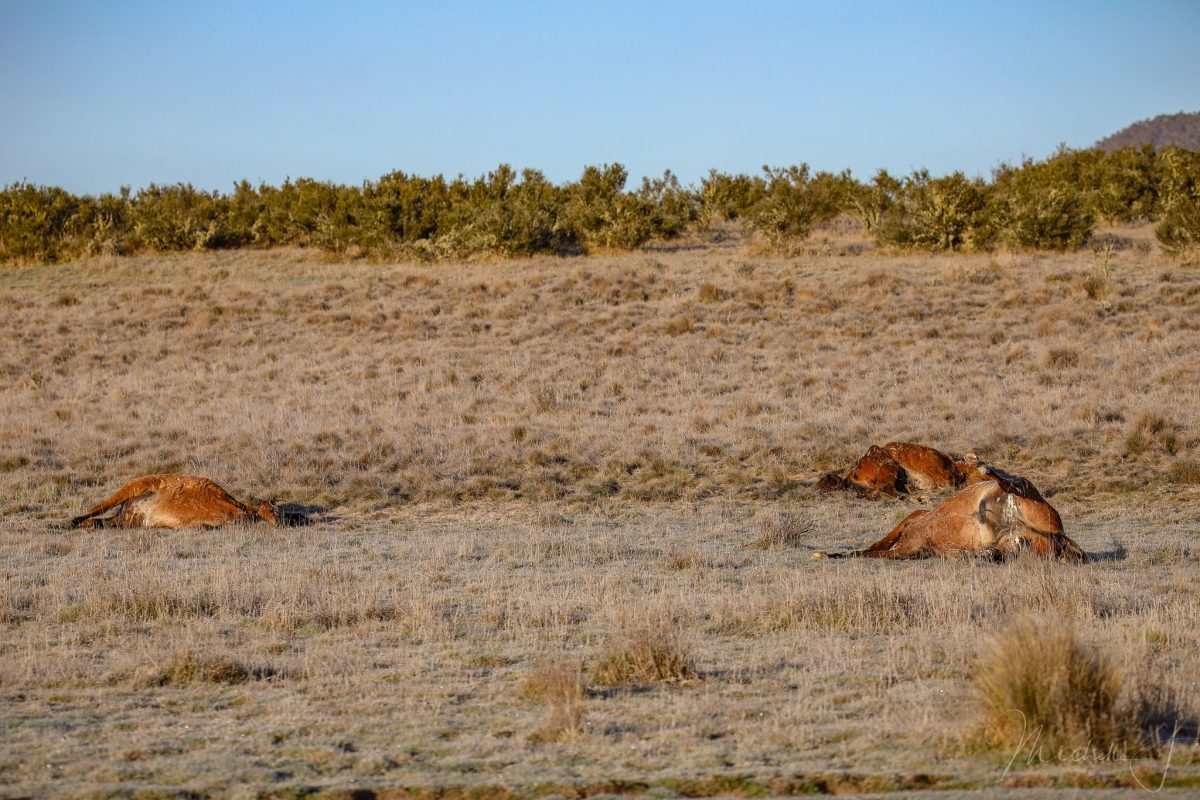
[1096, 110, 1200, 151]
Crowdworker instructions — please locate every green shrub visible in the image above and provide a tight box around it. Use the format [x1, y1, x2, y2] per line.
[1156, 198, 1200, 259]
[846, 169, 901, 233]
[0, 182, 84, 263]
[635, 170, 699, 240]
[877, 170, 995, 251]
[699, 169, 765, 222]
[363, 171, 453, 248]
[994, 160, 1094, 250]
[225, 180, 272, 247]
[562, 163, 654, 251]
[745, 164, 849, 250]
[1153, 147, 1200, 213]
[1152, 147, 1200, 259]
[431, 165, 573, 259]
[1093, 145, 1159, 223]
[131, 183, 243, 252]
[67, 190, 134, 257]
[288, 179, 366, 254]
[4, 147, 1198, 266]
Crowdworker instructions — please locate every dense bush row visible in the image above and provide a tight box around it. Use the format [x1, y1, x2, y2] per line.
[3, 145, 1199, 264]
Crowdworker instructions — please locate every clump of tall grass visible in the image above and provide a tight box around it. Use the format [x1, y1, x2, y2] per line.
[748, 505, 814, 549]
[1166, 459, 1200, 485]
[142, 649, 278, 687]
[521, 657, 588, 743]
[1123, 413, 1180, 458]
[591, 625, 696, 687]
[974, 616, 1188, 760]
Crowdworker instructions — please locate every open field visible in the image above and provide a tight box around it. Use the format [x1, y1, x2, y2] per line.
[2, 229, 1200, 797]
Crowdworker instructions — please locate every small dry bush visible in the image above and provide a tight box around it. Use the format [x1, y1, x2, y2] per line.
[748, 506, 815, 549]
[1081, 270, 1110, 300]
[974, 616, 1181, 760]
[591, 625, 696, 687]
[1081, 242, 1119, 300]
[522, 657, 587, 743]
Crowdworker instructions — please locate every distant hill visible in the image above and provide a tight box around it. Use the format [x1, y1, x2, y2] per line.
[1095, 111, 1200, 152]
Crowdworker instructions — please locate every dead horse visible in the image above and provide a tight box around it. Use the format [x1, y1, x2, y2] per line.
[811, 468, 1086, 563]
[69, 475, 279, 529]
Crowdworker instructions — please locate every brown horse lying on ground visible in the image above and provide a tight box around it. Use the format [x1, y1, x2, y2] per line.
[817, 442, 986, 498]
[812, 465, 1086, 562]
[70, 475, 279, 529]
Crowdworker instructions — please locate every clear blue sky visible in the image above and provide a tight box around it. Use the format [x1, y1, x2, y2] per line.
[2, 0, 1198, 194]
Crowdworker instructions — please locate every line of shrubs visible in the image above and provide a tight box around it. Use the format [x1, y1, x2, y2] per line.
[2, 145, 1199, 265]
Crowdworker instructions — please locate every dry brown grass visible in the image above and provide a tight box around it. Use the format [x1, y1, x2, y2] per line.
[2, 507, 1199, 796]
[0, 228, 1196, 514]
[2, 230, 1200, 797]
[976, 616, 1141, 759]
[522, 657, 588, 743]
[143, 647, 280, 687]
[591, 624, 696, 688]
[748, 504, 815, 549]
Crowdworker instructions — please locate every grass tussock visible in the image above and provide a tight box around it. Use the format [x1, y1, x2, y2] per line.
[1166, 459, 1200, 485]
[143, 649, 278, 687]
[748, 506, 815, 549]
[974, 616, 1187, 760]
[522, 658, 588, 743]
[1124, 413, 1181, 458]
[591, 625, 696, 688]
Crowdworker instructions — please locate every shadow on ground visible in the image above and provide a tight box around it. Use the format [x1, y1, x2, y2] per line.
[275, 503, 333, 527]
[1088, 543, 1130, 562]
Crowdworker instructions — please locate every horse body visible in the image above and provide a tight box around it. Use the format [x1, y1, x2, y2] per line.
[819, 442, 985, 498]
[70, 475, 278, 529]
[812, 474, 1086, 563]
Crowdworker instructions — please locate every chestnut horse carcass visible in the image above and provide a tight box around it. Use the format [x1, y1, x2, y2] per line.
[812, 466, 1086, 563]
[817, 442, 985, 498]
[70, 475, 278, 530]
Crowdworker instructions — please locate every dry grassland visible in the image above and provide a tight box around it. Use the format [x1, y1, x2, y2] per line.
[2, 226, 1199, 798]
